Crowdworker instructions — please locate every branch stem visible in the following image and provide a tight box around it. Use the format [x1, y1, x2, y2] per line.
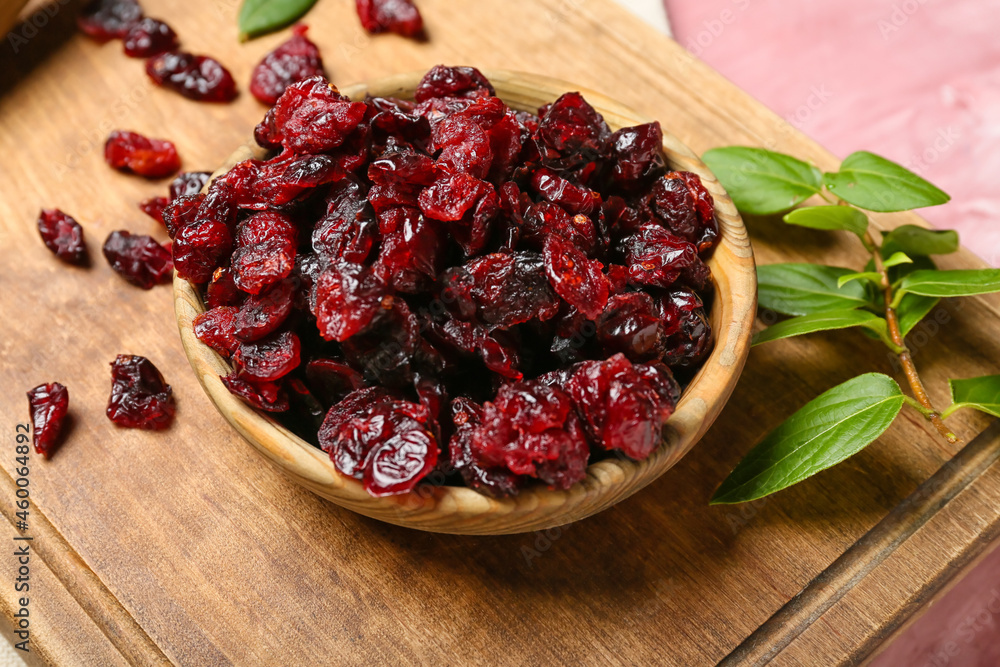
[864, 231, 959, 444]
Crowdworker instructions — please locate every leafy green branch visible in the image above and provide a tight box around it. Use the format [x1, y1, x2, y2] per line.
[703, 146, 1000, 504]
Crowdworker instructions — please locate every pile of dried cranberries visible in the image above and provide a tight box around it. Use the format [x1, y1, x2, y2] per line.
[171, 65, 719, 498]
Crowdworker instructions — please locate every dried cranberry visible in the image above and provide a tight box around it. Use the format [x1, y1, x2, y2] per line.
[373, 208, 446, 293]
[449, 398, 522, 497]
[312, 262, 389, 341]
[415, 65, 494, 102]
[122, 17, 178, 57]
[233, 331, 301, 381]
[607, 122, 665, 192]
[106, 355, 175, 430]
[620, 224, 704, 290]
[250, 24, 326, 105]
[355, 0, 424, 38]
[530, 168, 601, 217]
[139, 196, 169, 225]
[258, 77, 367, 154]
[468, 381, 589, 490]
[419, 173, 498, 256]
[221, 373, 289, 412]
[169, 171, 212, 200]
[660, 288, 713, 367]
[161, 194, 203, 238]
[231, 212, 297, 294]
[77, 0, 142, 41]
[543, 235, 610, 320]
[172, 217, 232, 284]
[442, 252, 560, 329]
[146, 51, 238, 103]
[536, 92, 611, 160]
[193, 306, 240, 358]
[105, 130, 181, 179]
[37, 209, 87, 265]
[102, 231, 173, 289]
[647, 172, 720, 252]
[205, 267, 244, 309]
[26, 383, 69, 459]
[562, 354, 678, 460]
[597, 292, 665, 362]
[306, 359, 365, 405]
[312, 178, 377, 264]
[522, 201, 596, 254]
[234, 278, 296, 341]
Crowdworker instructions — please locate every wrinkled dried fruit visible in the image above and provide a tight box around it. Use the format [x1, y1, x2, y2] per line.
[105, 130, 181, 179]
[102, 230, 173, 289]
[194, 67, 717, 499]
[106, 355, 175, 430]
[146, 51, 238, 103]
[169, 171, 212, 199]
[78, 0, 142, 41]
[356, 0, 423, 37]
[123, 17, 178, 57]
[37, 209, 87, 265]
[250, 24, 326, 105]
[26, 383, 69, 459]
[139, 196, 169, 225]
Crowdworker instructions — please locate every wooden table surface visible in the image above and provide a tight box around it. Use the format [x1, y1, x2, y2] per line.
[1, 0, 999, 664]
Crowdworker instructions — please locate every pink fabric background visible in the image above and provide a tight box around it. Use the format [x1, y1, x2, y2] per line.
[665, 0, 1000, 662]
[667, 0, 1000, 266]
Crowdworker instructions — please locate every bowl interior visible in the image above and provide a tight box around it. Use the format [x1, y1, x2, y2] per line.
[173, 70, 757, 535]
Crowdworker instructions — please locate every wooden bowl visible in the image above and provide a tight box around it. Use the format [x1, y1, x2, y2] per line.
[174, 70, 757, 535]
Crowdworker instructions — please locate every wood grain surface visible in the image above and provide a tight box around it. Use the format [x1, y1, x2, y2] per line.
[0, 0, 998, 664]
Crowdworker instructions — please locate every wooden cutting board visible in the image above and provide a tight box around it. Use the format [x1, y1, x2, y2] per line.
[1, 0, 999, 664]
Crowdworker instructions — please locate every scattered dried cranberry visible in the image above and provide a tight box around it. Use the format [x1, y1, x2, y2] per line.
[26, 383, 69, 459]
[106, 355, 175, 430]
[37, 209, 87, 265]
[356, 0, 424, 38]
[146, 51, 238, 103]
[102, 231, 173, 289]
[77, 0, 143, 41]
[123, 17, 178, 57]
[189, 67, 719, 498]
[105, 130, 181, 179]
[139, 196, 169, 225]
[249, 24, 326, 105]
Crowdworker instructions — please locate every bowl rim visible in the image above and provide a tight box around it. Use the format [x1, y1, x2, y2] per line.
[173, 69, 757, 535]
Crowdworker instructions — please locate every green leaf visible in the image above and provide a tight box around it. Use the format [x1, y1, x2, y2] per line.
[783, 206, 869, 237]
[896, 293, 940, 338]
[898, 269, 1000, 299]
[883, 252, 913, 268]
[882, 225, 959, 257]
[824, 151, 951, 212]
[702, 147, 823, 216]
[837, 272, 883, 289]
[757, 264, 872, 316]
[711, 374, 905, 504]
[238, 0, 318, 39]
[753, 309, 889, 347]
[945, 375, 1000, 419]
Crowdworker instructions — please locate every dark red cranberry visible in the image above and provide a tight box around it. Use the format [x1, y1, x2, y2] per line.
[233, 331, 301, 382]
[102, 231, 173, 289]
[205, 267, 244, 309]
[234, 278, 296, 342]
[607, 122, 665, 192]
[26, 383, 69, 459]
[415, 65, 494, 102]
[647, 172, 720, 252]
[169, 171, 212, 200]
[231, 212, 298, 294]
[106, 355, 175, 430]
[536, 91, 611, 160]
[193, 307, 240, 357]
[620, 224, 704, 290]
[122, 17, 178, 57]
[221, 373, 289, 412]
[105, 130, 181, 179]
[161, 193, 203, 238]
[257, 77, 367, 155]
[305, 359, 365, 405]
[543, 235, 610, 320]
[448, 398, 522, 497]
[660, 288, 713, 367]
[139, 196, 169, 225]
[37, 209, 87, 265]
[355, 0, 424, 38]
[312, 262, 389, 341]
[250, 24, 326, 105]
[597, 292, 665, 362]
[146, 51, 238, 103]
[77, 0, 142, 41]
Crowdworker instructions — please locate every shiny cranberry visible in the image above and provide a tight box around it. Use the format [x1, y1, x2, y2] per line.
[139, 196, 169, 225]
[543, 235, 610, 320]
[77, 0, 142, 41]
[415, 65, 494, 102]
[169, 171, 212, 199]
[122, 17, 178, 57]
[106, 355, 175, 430]
[27, 383, 69, 459]
[355, 0, 424, 38]
[146, 51, 238, 103]
[193, 306, 240, 357]
[102, 231, 173, 289]
[233, 331, 301, 382]
[105, 130, 181, 179]
[250, 24, 326, 105]
[37, 209, 87, 265]
[221, 373, 289, 412]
